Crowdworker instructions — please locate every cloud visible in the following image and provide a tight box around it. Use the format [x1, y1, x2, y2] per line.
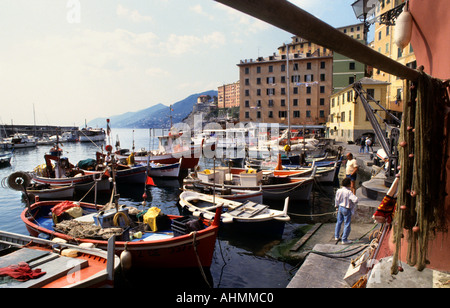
[116, 4, 153, 23]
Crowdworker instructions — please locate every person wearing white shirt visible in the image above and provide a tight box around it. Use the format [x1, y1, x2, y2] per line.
[334, 177, 358, 244]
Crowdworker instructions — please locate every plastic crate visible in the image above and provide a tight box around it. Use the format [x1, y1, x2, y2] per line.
[171, 216, 204, 237]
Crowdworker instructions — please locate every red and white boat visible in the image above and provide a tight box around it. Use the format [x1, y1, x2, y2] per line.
[0, 230, 119, 288]
[21, 200, 221, 269]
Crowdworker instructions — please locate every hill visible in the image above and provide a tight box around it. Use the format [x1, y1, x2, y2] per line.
[87, 90, 217, 128]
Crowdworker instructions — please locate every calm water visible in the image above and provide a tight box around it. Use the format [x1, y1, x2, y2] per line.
[0, 128, 341, 288]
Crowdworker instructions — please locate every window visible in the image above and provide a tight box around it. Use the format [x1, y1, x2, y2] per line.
[378, 31, 382, 41]
[281, 64, 286, 72]
[307, 62, 312, 70]
[256, 78, 261, 85]
[320, 98, 325, 105]
[319, 110, 325, 118]
[267, 88, 275, 95]
[257, 66, 261, 73]
[281, 88, 286, 95]
[320, 86, 325, 93]
[268, 65, 273, 73]
[245, 67, 249, 74]
[349, 62, 355, 70]
[305, 74, 313, 82]
[245, 89, 249, 96]
[293, 87, 298, 94]
[306, 98, 311, 106]
[245, 100, 249, 107]
[349, 76, 355, 84]
[257, 111, 261, 119]
[279, 111, 287, 118]
[268, 111, 273, 118]
[257, 100, 261, 107]
[306, 87, 311, 94]
[320, 61, 326, 69]
[245, 111, 249, 119]
[281, 76, 286, 83]
[267, 77, 275, 84]
[293, 99, 298, 106]
[268, 99, 274, 107]
[349, 110, 352, 121]
[385, 43, 389, 53]
[280, 99, 285, 106]
[367, 89, 375, 99]
[292, 75, 301, 83]
[306, 110, 311, 118]
[245, 78, 250, 85]
[256, 89, 261, 96]
[293, 110, 300, 118]
[341, 111, 345, 122]
[320, 74, 326, 81]
[293, 63, 299, 71]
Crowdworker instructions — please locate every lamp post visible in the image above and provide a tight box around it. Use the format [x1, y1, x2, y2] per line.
[351, 0, 377, 44]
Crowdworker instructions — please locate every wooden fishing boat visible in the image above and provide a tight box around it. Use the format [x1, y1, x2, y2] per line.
[32, 154, 111, 193]
[21, 200, 221, 269]
[191, 167, 315, 201]
[5, 171, 75, 201]
[183, 180, 263, 203]
[148, 161, 181, 178]
[179, 191, 289, 237]
[0, 230, 119, 288]
[25, 184, 75, 200]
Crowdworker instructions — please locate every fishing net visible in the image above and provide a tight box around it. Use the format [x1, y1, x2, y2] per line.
[391, 70, 449, 273]
[54, 220, 123, 240]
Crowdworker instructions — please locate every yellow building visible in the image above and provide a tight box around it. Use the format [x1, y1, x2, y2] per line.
[327, 77, 390, 144]
[218, 81, 240, 108]
[372, 0, 415, 117]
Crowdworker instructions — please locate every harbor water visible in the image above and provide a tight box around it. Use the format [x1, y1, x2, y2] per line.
[0, 128, 343, 288]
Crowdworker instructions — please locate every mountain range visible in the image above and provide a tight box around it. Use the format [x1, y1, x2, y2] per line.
[87, 90, 217, 128]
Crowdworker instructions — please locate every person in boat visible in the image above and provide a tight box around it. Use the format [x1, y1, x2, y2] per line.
[345, 152, 358, 194]
[334, 177, 358, 244]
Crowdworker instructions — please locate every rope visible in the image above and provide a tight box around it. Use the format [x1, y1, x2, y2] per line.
[288, 210, 337, 217]
[79, 129, 104, 151]
[190, 231, 212, 288]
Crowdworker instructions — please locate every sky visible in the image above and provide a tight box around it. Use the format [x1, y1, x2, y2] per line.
[0, 0, 363, 127]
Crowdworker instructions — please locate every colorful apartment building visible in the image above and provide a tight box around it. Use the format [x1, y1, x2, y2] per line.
[237, 52, 333, 126]
[218, 81, 240, 108]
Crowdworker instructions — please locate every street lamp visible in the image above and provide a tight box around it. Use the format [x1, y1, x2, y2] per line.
[351, 0, 377, 44]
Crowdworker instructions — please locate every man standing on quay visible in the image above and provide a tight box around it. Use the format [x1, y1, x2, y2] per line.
[345, 152, 358, 194]
[334, 177, 358, 244]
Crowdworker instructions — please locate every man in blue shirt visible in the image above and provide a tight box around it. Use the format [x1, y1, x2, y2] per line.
[334, 177, 358, 244]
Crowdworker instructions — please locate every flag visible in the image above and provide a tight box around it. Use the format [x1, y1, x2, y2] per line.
[146, 176, 155, 186]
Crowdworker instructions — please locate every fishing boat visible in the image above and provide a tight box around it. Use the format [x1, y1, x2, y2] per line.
[148, 160, 181, 178]
[4, 171, 75, 201]
[79, 154, 148, 185]
[273, 162, 340, 183]
[21, 200, 221, 269]
[32, 154, 110, 194]
[183, 180, 263, 203]
[116, 133, 201, 170]
[179, 191, 289, 237]
[0, 230, 119, 288]
[190, 167, 315, 201]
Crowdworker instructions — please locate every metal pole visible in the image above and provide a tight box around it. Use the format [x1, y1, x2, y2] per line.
[214, 0, 419, 81]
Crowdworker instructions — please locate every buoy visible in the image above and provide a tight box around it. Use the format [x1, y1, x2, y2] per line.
[393, 5, 413, 50]
[120, 243, 132, 271]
